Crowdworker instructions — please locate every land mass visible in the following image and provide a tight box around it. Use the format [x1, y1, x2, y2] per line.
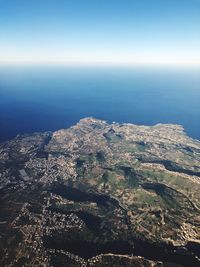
[0, 117, 200, 267]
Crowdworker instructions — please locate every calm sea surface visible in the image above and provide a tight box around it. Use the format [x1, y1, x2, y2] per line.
[0, 66, 200, 142]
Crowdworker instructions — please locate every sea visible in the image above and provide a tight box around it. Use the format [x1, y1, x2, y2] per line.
[0, 65, 200, 143]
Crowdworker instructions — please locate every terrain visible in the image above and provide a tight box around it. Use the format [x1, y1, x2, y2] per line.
[0, 117, 200, 267]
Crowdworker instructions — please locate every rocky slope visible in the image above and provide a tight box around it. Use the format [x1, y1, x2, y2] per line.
[0, 117, 200, 266]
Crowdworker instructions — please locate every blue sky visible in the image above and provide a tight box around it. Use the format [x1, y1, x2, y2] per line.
[0, 0, 200, 65]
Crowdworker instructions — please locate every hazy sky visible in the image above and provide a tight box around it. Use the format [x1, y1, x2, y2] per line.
[0, 0, 200, 65]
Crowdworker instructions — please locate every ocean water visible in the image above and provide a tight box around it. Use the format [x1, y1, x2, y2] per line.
[0, 66, 200, 143]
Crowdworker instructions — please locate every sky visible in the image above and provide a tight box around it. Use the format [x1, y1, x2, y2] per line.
[0, 0, 200, 66]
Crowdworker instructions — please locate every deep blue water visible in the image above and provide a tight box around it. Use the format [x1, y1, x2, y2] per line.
[0, 66, 200, 142]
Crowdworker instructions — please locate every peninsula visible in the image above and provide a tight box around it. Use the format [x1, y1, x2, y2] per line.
[0, 118, 200, 266]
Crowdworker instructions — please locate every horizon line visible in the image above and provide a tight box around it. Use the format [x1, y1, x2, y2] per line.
[1, 60, 200, 68]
